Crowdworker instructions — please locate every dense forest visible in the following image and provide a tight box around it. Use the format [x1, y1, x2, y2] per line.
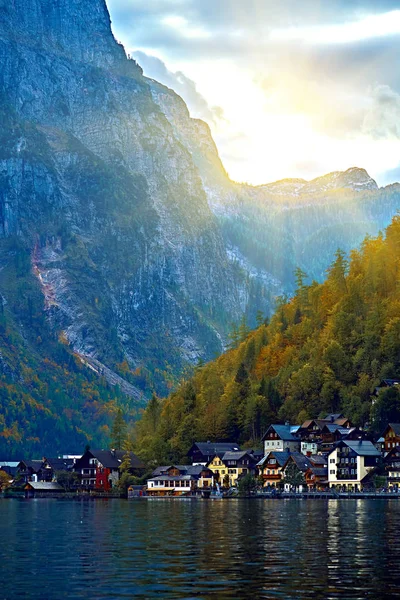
[135, 215, 400, 465]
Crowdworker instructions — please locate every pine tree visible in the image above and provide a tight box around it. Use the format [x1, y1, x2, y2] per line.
[111, 408, 127, 450]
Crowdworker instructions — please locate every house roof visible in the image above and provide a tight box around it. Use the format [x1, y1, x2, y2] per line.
[387, 424, 400, 436]
[324, 413, 344, 422]
[334, 418, 350, 426]
[148, 475, 194, 482]
[309, 455, 327, 466]
[338, 441, 381, 457]
[150, 464, 211, 477]
[88, 450, 145, 470]
[285, 453, 312, 472]
[222, 450, 254, 462]
[309, 467, 328, 477]
[43, 458, 74, 471]
[262, 424, 299, 442]
[257, 451, 291, 467]
[25, 482, 64, 491]
[323, 424, 350, 435]
[189, 442, 240, 456]
[18, 460, 43, 472]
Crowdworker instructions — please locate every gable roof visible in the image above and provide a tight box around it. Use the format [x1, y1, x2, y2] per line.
[324, 413, 344, 422]
[222, 450, 255, 462]
[387, 424, 400, 436]
[18, 460, 43, 472]
[337, 440, 381, 457]
[262, 424, 299, 442]
[257, 451, 291, 467]
[285, 452, 312, 472]
[43, 458, 74, 471]
[25, 482, 64, 491]
[189, 442, 240, 457]
[308, 467, 328, 477]
[86, 450, 145, 470]
[309, 455, 327, 466]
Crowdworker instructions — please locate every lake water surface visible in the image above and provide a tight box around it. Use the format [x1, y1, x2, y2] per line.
[1, 498, 400, 599]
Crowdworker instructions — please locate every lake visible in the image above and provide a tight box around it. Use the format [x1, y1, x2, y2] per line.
[1, 498, 399, 599]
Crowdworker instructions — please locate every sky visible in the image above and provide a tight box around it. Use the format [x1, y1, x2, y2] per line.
[106, 0, 400, 186]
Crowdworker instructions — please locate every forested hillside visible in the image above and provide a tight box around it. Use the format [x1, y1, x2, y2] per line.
[135, 216, 400, 464]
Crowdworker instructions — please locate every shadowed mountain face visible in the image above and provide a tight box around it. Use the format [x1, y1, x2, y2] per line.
[0, 0, 399, 455]
[0, 0, 256, 400]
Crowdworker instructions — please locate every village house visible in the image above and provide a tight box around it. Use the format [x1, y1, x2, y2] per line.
[304, 455, 329, 490]
[16, 460, 44, 483]
[262, 424, 300, 454]
[281, 452, 313, 491]
[257, 450, 290, 487]
[187, 442, 240, 465]
[146, 465, 213, 496]
[328, 440, 381, 490]
[384, 446, 400, 490]
[219, 450, 258, 487]
[74, 449, 145, 490]
[381, 424, 400, 454]
[39, 457, 75, 482]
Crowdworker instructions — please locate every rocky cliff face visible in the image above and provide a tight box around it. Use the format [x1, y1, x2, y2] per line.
[0, 0, 255, 398]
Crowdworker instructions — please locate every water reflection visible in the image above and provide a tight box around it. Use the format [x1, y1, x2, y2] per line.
[1, 499, 400, 599]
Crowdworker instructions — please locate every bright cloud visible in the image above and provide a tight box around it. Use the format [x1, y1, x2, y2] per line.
[107, 0, 400, 186]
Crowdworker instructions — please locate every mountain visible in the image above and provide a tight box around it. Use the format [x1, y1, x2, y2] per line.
[148, 80, 400, 296]
[134, 216, 400, 464]
[0, 0, 399, 455]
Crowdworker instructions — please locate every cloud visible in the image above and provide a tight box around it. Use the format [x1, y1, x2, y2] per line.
[133, 51, 225, 124]
[363, 84, 400, 139]
[106, 1, 400, 185]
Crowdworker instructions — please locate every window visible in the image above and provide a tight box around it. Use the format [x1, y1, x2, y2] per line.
[330, 470, 335, 474]
[330, 458, 335, 463]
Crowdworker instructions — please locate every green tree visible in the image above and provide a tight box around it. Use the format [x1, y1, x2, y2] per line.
[111, 408, 127, 450]
[55, 470, 80, 491]
[238, 473, 257, 496]
[371, 387, 400, 434]
[282, 462, 306, 489]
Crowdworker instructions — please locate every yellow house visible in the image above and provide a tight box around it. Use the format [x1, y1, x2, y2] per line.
[208, 455, 228, 484]
[209, 451, 257, 487]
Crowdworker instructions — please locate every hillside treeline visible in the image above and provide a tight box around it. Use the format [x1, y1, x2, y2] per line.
[135, 215, 400, 464]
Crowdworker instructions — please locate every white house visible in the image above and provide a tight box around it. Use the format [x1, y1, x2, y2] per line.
[328, 440, 380, 490]
[262, 424, 300, 455]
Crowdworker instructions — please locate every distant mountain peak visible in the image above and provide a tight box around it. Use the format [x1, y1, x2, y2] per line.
[259, 167, 378, 197]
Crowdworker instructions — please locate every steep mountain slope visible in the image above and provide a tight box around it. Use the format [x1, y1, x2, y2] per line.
[135, 216, 400, 464]
[0, 0, 253, 403]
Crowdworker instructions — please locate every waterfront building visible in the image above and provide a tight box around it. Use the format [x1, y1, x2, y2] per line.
[24, 481, 64, 498]
[16, 460, 43, 483]
[219, 450, 258, 487]
[328, 440, 380, 490]
[257, 450, 290, 487]
[39, 457, 75, 482]
[146, 465, 213, 496]
[74, 449, 145, 490]
[384, 446, 400, 490]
